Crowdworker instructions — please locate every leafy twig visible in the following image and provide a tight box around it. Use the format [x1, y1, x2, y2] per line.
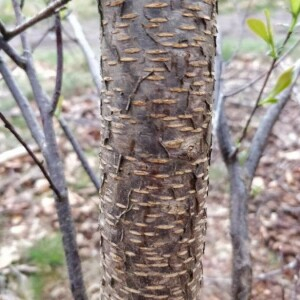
[245, 68, 300, 184]
[0, 112, 60, 197]
[224, 38, 300, 97]
[237, 28, 296, 147]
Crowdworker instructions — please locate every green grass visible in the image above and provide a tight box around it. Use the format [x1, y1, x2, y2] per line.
[26, 234, 65, 268]
[30, 274, 45, 300]
[71, 168, 92, 190]
[26, 234, 66, 299]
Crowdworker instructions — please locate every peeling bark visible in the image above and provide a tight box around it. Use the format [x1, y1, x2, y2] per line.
[99, 1, 217, 299]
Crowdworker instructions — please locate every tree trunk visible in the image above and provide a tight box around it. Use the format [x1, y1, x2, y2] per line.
[99, 1, 217, 299]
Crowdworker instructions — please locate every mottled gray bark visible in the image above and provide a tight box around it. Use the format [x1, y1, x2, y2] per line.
[98, 1, 217, 299]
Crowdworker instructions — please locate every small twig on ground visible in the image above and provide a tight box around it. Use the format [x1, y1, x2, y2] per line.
[0, 112, 60, 197]
[3, 0, 70, 41]
[51, 13, 63, 113]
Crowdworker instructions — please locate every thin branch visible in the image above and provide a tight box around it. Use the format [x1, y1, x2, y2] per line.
[11, 1, 87, 298]
[227, 161, 252, 300]
[4, 0, 70, 41]
[0, 55, 45, 148]
[20, 0, 25, 10]
[216, 31, 252, 299]
[0, 112, 60, 197]
[213, 31, 224, 135]
[237, 29, 296, 146]
[0, 37, 27, 68]
[58, 116, 100, 191]
[256, 257, 300, 281]
[237, 58, 277, 145]
[0, 14, 98, 192]
[215, 35, 235, 161]
[224, 38, 300, 98]
[245, 69, 300, 184]
[0, 20, 8, 37]
[67, 13, 102, 97]
[32, 25, 54, 52]
[51, 13, 63, 113]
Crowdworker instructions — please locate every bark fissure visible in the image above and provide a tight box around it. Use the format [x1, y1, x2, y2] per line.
[99, 1, 216, 299]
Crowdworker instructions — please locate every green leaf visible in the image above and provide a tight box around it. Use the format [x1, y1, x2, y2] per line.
[264, 9, 277, 58]
[54, 96, 64, 118]
[271, 67, 294, 96]
[247, 18, 270, 43]
[290, 0, 300, 17]
[259, 66, 294, 105]
[259, 98, 278, 106]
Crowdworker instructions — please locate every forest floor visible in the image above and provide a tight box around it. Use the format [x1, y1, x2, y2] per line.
[1, 4, 300, 300]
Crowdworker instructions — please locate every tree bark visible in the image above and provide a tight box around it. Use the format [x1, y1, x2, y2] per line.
[99, 1, 217, 299]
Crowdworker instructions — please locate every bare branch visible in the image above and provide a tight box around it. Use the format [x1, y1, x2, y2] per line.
[58, 116, 100, 191]
[215, 34, 235, 161]
[0, 55, 45, 148]
[227, 160, 252, 300]
[216, 30, 252, 299]
[67, 13, 102, 97]
[213, 31, 224, 134]
[0, 37, 27, 68]
[11, 1, 88, 298]
[20, 0, 25, 10]
[4, 0, 70, 41]
[0, 20, 8, 37]
[256, 257, 300, 281]
[51, 13, 63, 113]
[245, 69, 300, 183]
[32, 25, 54, 51]
[237, 59, 277, 146]
[0, 112, 60, 197]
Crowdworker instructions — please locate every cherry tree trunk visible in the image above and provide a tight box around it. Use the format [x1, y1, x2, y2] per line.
[99, 1, 217, 299]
